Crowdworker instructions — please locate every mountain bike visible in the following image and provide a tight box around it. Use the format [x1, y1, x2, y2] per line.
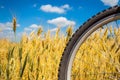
[58, 5, 120, 80]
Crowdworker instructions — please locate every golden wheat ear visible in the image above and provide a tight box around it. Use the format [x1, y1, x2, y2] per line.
[37, 27, 43, 36]
[12, 17, 17, 34]
[66, 26, 73, 37]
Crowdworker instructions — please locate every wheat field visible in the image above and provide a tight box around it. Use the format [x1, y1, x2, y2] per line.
[0, 19, 120, 80]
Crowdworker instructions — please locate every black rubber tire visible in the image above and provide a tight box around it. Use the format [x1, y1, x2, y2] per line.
[58, 5, 120, 80]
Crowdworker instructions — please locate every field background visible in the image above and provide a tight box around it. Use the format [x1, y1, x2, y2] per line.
[1, 24, 120, 80]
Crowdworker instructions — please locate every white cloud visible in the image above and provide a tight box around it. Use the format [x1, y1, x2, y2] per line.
[61, 4, 70, 9]
[4, 27, 12, 31]
[0, 31, 14, 40]
[29, 24, 41, 28]
[101, 0, 119, 6]
[40, 4, 71, 14]
[0, 31, 23, 42]
[0, 22, 20, 31]
[50, 28, 57, 32]
[0, 22, 21, 41]
[24, 28, 32, 31]
[47, 17, 75, 27]
[24, 24, 42, 32]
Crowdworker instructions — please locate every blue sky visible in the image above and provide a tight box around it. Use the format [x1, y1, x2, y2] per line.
[0, 0, 120, 41]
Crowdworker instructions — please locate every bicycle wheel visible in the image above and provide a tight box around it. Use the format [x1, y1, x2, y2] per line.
[58, 5, 120, 80]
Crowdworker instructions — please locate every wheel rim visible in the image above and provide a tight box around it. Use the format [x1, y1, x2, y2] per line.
[67, 13, 120, 80]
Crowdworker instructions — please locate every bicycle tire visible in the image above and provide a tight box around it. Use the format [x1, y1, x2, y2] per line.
[58, 5, 120, 80]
